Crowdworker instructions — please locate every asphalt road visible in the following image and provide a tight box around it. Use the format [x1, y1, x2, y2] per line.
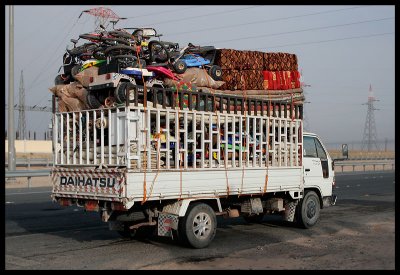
[5, 170, 395, 270]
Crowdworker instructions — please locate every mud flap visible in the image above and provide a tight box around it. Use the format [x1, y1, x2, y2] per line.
[284, 201, 298, 222]
[157, 212, 179, 237]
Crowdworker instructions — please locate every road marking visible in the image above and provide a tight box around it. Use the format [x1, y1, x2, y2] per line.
[346, 185, 350, 188]
[357, 184, 360, 187]
[6, 191, 51, 196]
[6, 201, 14, 204]
[372, 177, 376, 179]
[364, 177, 369, 179]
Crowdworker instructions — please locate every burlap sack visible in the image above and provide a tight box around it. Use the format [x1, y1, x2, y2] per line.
[74, 66, 99, 87]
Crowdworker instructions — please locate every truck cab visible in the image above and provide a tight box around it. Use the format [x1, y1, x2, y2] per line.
[299, 132, 337, 228]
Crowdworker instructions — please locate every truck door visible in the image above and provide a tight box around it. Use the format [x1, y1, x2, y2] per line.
[303, 135, 333, 197]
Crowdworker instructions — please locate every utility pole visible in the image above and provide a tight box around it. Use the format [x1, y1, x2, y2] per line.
[18, 70, 26, 140]
[361, 84, 379, 151]
[7, 5, 16, 171]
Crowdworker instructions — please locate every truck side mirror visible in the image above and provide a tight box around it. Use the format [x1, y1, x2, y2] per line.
[342, 144, 348, 159]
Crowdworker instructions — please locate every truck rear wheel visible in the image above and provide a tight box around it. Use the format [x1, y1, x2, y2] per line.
[178, 202, 217, 248]
[296, 190, 320, 228]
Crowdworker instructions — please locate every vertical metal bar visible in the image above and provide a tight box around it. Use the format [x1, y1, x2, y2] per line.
[226, 97, 231, 114]
[224, 114, 229, 167]
[86, 111, 89, 165]
[108, 109, 111, 165]
[147, 109, 151, 170]
[208, 113, 212, 167]
[72, 112, 76, 164]
[60, 114, 64, 164]
[252, 117, 257, 167]
[79, 112, 82, 165]
[156, 109, 160, 169]
[93, 110, 97, 165]
[183, 111, 188, 169]
[188, 91, 193, 111]
[201, 113, 205, 168]
[246, 116, 250, 167]
[54, 113, 58, 165]
[232, 116, 236, 168]
[234, 98, 238, 114]
[115, 108, 119, 165]
[238, 115, 242, 167]
[192, 112, 197, 169]
[101, 110, 104, 165]
[166, 110, 170, 169]
[66, 113, 70, 164]
[216, 113, 221, 167]
[175, 111, 179, 169]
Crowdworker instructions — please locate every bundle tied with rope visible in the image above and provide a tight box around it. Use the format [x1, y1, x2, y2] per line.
[49, 81, 89, 112]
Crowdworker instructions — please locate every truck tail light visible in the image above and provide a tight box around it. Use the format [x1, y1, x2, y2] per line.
[105, 73, 111, 80]
[89, 76, 94, 83]
[111, 202, 127, 211]
[59, 198, 72, 206]
[84, 200, 99, 212]
[332, 176, 336, 188]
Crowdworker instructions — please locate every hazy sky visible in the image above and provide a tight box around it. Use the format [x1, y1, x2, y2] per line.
[4, 5, 395, 149]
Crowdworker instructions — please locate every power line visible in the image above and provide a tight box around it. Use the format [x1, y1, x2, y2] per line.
[252, 32, 394, 50]
[26, 11, 82, 90]
[166, 6, 368, 37]
[144, 5, 261, 26]
[202, 16, 394, 45]
[124, 6, 199, 19]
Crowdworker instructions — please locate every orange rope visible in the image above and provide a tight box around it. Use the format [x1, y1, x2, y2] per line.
[262, 84, 273, 195]
[135, 46, 148, 205]
[143, 129, 163, 203]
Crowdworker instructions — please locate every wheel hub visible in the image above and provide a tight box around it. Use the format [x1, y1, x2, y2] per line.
[193, 212, 211, 239]
[306, 200, 316, 218]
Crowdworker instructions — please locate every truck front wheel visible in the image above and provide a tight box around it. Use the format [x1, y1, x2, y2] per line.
[178, 202, 217, 248]
[296, 190, 320, 228]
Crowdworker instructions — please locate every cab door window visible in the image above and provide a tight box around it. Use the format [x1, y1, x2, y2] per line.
[303, 136, 329, 178]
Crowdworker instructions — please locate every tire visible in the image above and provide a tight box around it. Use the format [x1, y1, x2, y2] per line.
[148, 40, 170, 63]
[296, 190, 320, 229]
[173, 60, 187, 74]
[67, 42, 96, 56]
[86, 92, 102, 109]
[109, 30, 133, 40]
[208, 65, 223, 81]
[92, 47, 107, 60]
[71, 65, 81, 79]
[79, 33, 130, 45]
[178, 202, 217, 249]
[54, 74, 69, 85]
[114, 82, 135, 104]
[104, 45, 136, 57]
[243, 213, 264, 223]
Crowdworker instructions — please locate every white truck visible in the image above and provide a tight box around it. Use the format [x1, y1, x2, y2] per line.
[50, 82, 336, 248]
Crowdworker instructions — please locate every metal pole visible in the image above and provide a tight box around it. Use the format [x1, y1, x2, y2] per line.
[8, 5, 16, 172]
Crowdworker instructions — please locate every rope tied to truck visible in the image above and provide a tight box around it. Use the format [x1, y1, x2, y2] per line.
[142, 129, 164, 203]
[263, 88, 271, 195]
[136, 46, 149, 205]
